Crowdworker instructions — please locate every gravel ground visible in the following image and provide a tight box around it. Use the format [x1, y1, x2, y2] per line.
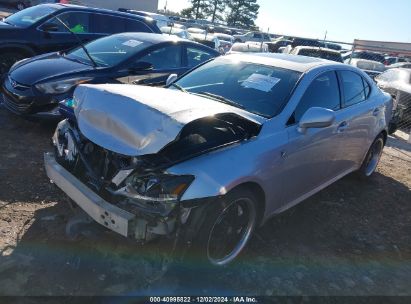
[0, 104, 410, 297]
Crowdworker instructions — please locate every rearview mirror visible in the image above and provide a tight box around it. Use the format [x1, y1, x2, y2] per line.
[298, 107, 335, 133]
[166, 74, 178, 86]
[41, 23, 59, 32]
[130, 61, 153, 73]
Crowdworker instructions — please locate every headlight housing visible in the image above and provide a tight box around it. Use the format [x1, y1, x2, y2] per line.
[123, 174, 194, 203]
[35, 77, 92, 94]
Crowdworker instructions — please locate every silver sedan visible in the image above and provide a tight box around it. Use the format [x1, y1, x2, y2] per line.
[45, 53, 392, 266]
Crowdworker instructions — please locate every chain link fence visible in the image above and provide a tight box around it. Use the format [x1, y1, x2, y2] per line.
[262, 35, 411, 143]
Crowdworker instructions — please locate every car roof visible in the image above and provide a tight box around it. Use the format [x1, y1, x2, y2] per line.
[293, 46, 341, 54]
[45, 4, 153, 19]
[224, 53, 338, 73]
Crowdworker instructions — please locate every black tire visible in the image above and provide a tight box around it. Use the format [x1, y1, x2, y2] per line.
[189, 188, 258, 266]
[357, 134, 385, 178]
[0, 52, 26, 75]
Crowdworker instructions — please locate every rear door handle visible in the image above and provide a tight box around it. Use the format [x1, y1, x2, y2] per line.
[373, 108, 380, 116]
[337, 121, 348, 133]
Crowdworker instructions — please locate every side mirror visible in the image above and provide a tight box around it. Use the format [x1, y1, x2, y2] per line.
[130, 61, 153, 73]
[166, 74, 178, 86]
[298, 107, 335, 133]
[41, 23, 59, 32]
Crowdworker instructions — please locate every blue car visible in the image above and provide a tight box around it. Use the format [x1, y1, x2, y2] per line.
[2, 32, 219, 120]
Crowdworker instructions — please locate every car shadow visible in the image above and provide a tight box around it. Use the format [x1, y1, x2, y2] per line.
[1, 170, 410, 297]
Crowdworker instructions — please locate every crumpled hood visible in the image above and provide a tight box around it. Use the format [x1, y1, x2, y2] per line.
[74, 84, 264, 156]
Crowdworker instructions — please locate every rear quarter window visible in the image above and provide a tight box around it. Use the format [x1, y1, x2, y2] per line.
[340, 71, 369, 107]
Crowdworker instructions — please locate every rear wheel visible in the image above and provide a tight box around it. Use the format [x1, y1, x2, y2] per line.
[191, 188, 258, 266]
[357, 134, 385, 178]
[0, 52, 26, 75]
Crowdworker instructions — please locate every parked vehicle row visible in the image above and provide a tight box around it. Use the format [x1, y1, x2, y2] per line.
[0, 3, 161, 74]
[2, 33, 219, 118]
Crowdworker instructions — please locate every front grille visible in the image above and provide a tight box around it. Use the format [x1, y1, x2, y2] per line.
[1, 93, 32, 114]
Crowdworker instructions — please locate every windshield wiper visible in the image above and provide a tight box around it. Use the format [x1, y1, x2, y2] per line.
[54, 16, 97, 68]
[195, 91, 245, 109]
[171, 83, 187, 93]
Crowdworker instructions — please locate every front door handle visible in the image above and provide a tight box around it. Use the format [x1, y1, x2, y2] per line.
[337, 121, 348, 133]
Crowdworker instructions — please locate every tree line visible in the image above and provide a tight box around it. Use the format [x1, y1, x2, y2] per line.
[180, 0, 260, 28]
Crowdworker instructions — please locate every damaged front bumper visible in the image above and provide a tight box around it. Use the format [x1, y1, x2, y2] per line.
[44, 152, 177, 240]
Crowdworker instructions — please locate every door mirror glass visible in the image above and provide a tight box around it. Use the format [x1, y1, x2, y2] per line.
[166, 74, 178, 86]
[130, 61, 153, 73]
[41, 23, 59, 32]
[298, 107, 335, 133]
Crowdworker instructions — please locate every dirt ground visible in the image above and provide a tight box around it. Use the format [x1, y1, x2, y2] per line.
[0, 103, 410, 297]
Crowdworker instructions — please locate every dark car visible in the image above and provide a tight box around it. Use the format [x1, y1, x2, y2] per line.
[347, 51, 386, 64]
[0, 0, 44, 11]
[1, 33, 219, 119]
[266, 39, 292, 53]
[375, 68, 411, 133]
[291, 38, 324, 48]
[0, 3, 161, 74]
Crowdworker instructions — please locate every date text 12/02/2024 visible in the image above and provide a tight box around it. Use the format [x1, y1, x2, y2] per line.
[149, 297, 258, 303]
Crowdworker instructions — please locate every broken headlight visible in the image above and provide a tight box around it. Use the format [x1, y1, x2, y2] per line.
[119, 174, 194, 203]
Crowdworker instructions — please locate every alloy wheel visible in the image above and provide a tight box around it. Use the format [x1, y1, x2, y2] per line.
[207, 197, 256, 266]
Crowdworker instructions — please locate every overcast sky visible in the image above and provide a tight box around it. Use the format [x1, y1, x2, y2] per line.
[158, 0, 411, 44]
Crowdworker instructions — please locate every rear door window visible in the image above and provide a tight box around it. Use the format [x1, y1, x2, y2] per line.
[91, 14, 125, 34]
[186, 47, 215, 68]
[49, 11, 91, 33]
[125, 19, 153, 32]
[137, 45, 182, 70]
[340, 71, 368, 107]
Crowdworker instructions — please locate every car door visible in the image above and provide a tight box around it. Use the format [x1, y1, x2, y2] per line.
[281, 71, 345, 205]
[37, 11, 96, 53]
[336, 70, 378, 169]
[120, 44, 184, 86]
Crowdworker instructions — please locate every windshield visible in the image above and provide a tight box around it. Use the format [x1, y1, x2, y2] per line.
[172, 57, 301, 118]
[66, 34, 150, 67]
[4, 5, 57, 27]
[298, 49, 343, 63]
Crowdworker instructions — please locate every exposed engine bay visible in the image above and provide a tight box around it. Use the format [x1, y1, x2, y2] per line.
[51, 113, 260, 242]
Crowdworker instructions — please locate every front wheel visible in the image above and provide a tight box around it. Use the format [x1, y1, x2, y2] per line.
[357, 134, 385, 178]
[191, 188, 258, 266]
